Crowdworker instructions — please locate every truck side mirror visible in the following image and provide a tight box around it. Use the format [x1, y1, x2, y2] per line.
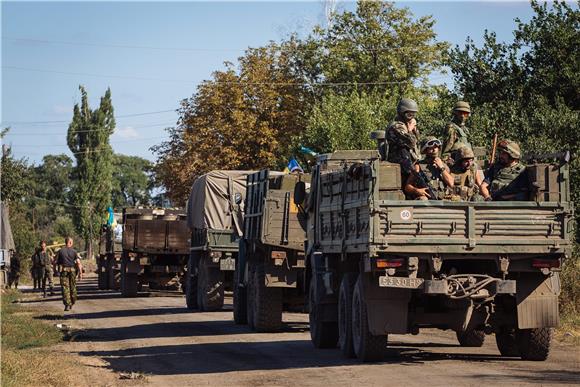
[294, 181, 306, 205]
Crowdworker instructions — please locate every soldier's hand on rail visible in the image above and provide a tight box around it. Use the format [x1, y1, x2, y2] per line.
[416, 187, 432, 198]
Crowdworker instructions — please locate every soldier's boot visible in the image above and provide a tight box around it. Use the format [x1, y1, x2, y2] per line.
[64, 305, 70, 311]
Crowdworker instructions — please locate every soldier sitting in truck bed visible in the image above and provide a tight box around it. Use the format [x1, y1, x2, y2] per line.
[404, 137, 454, 200]
[446, 146, 484, 201]
[480, 140, 530, 201]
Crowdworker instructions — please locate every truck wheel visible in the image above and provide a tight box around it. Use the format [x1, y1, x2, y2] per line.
[352, 276, 387, 362]
[516, 328, 552, 361]
[495, 327, 520, 357]
[185, 255, 198, 310]
[456, 329, 485, 347]
[247, 264, 256, 330]
[233, 260, 247, 324]
[338, 272, 357, 358]
[197, 255, 224, 311]
[121, 271, 138, 297]
[309, 279, 338, 348]
[252, 263, 282, 332]
[97, 260, 106, 290]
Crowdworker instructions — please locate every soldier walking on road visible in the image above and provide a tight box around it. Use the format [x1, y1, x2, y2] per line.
[56, 237, 83, 311]
[442, 101, 473, 163]
[8, 250, 20, 289]
[31, 247, 43, 290]
[37, 241, 55, 297]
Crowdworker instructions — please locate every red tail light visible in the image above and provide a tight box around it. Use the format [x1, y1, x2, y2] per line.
[376, 258, 404, 268]
[532, 259, 560, 269]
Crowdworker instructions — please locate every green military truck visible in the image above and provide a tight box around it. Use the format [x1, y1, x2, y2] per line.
[303, 149, 573, 362]
[97, 214, 122, 290]
[234, 170, 309, 331]
[120, 208, 189, 297]
[185, 170, 253, 311]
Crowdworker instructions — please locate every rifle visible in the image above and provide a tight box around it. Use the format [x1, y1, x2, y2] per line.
[489, 133, 498, 164]
[401, 158, 440, 200]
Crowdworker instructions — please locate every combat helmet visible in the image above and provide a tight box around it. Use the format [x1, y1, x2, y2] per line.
[420, 136, 442, 153]
[497, 140, 521, 159]
[456, 146, 475, 160]
[453, 101, 471, 113]
[397, 98, 419, 115]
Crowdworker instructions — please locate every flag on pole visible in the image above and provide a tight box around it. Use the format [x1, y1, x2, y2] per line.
[284, 157, 303, 173]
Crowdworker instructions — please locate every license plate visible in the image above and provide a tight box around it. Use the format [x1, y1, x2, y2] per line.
[379, 276, 424, 289]
[220, 257, 235, 271]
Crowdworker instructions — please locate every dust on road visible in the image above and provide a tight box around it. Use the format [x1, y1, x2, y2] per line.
[20, 275, 580, 386]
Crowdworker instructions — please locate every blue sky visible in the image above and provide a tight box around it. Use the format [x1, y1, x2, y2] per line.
[1, 1, 536, 165]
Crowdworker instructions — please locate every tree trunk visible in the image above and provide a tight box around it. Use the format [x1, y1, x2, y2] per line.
[85, 237, 93, 260]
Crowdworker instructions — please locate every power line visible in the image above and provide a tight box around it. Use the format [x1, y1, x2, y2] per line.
[13, 135, 170, 148]
[4, 122, 177, 135]
[2, 110, 176, 125]
[3, 65, 445, 86]
[3, 36, 445, 54]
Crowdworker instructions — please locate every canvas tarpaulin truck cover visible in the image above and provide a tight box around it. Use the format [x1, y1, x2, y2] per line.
[187, 170, 255, 235]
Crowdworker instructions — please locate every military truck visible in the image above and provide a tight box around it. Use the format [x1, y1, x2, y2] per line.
[120, 208, 189, 297]
[185, 170, 253, 311]
[97, 214, 122, 290]
[302, 148, 573, 362]
[233, 170, 309, 331]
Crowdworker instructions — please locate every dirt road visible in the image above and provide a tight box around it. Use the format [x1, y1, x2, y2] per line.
[21, 275, 580, 386]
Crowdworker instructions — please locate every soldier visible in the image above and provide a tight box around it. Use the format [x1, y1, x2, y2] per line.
[386, 98, 421, 174]
[8, 250, 20, 289]
[442, 101, 472, 163]
[37, 241, 54, 297]
[56, 237, 83, 311]
[31, 247, 43, 291]
[446, 146, 484, 201]
[480, 140, 530, 201]
[404, 136, 454, 200]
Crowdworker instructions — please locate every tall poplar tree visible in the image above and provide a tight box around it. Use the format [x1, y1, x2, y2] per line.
[67, 86, 115, 258]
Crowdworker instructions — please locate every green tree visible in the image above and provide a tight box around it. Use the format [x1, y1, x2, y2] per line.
[111, 154, 152, 208]
[67, 86, 115, 258]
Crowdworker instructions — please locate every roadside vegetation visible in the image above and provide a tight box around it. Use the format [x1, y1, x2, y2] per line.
[1, 290, 74, 387]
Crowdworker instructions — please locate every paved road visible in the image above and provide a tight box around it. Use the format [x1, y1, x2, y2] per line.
[23, 276, 580, 386]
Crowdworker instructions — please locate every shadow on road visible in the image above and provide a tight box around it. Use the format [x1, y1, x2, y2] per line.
[76, 340, 549, 376]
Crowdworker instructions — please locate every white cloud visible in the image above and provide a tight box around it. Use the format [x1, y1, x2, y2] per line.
[115, 126, 139, 139]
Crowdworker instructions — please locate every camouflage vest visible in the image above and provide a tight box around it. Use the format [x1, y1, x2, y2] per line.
[449, 122, 471, 152]
[488, 162, 527, 196]
[417, 160, 447, 199]
[449, 163, 478, 200]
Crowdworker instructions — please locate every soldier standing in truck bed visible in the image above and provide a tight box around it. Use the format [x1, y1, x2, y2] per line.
[480, 140, 530, 201]
[386, 98, 420, 183]
[442, 101, 472, 163]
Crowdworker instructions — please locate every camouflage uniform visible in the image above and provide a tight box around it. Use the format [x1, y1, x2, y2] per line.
[447, 146, 482, 201]
[442, 101, 472, 160]
[38, 250, 54, 296]
[8, 252, 20, 289]
[415, 157, 448, 200]
[386, 119, 420, 166]
[484, 162, 530, 201]
[31, 251, 43, 290]
[60, 268, 77, 307]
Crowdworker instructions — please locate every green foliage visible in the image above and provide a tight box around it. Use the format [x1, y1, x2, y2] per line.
[112, 154, 152, 208]
[446, 0, 580, 237]
[0, 148, 33, 203]
[67, 86, 115, 253]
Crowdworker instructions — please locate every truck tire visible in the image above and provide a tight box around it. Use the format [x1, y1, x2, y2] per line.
[247, 264, 256, 330]
[251, 263, 283, 332]
[352, 276, 387, 362]
[97, 259, 106, 290]
[516, 328, 552, 361]
[456, 329, 485, 347]
[309, 279, 338, 349]
[121, 271, 138, 297]
[197, 255, 224, 311]
[338, 272, 357, 358]
[185, 254, 198, 310]
[495, 327, 520, 357]
[233, 260, 247, 324]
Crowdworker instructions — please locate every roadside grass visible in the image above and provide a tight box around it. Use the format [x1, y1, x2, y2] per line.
[557, 252, 580, 345]
[1, 290, 75, 387]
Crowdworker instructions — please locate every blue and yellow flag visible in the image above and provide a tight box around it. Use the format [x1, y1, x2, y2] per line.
[283, 157, 303, 174]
